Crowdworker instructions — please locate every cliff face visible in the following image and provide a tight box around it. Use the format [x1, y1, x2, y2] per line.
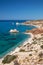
[26, 28, 43, 35]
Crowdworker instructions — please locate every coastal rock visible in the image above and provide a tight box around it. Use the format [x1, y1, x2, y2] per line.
[9, 29, 19, 33]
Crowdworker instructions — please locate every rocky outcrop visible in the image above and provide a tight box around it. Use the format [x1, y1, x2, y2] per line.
[26, 28, 43, 35]
[9, 29, 19, 33]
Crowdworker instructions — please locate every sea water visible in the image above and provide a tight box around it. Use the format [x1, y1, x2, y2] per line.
[0, 20, 36, 58]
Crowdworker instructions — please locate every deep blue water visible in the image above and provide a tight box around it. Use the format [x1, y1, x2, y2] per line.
[0, 20, 36, 58]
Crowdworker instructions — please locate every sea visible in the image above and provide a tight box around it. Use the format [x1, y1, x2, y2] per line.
[0, 20, 36, 58]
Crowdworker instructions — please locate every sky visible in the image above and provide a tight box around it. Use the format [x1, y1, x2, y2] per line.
[0, 0, 43, 20]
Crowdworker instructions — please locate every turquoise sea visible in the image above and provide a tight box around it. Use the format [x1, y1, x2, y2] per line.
[0, 20, 36, 58]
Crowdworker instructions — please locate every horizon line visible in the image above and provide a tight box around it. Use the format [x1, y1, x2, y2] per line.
[0, 19, 43, 21]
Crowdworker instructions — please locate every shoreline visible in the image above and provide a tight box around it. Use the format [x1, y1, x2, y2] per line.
[10, 33, 33, 55]
[16, 22, 40, 28]
[21, 23, 40, 28]
[0, 32, 33, 64]
[3, 33, 33, 55]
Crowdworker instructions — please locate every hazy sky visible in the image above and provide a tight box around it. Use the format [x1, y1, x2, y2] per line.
[0, 0, 43, 20]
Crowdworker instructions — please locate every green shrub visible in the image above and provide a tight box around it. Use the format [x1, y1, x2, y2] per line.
[29, 54, 32, 56]
[2, 55, 17, 64]
[40, 45, 43, 49]
[32, 41, 37, 44]
[38, 52, 43, 58]
[19, 49, 25, 52]
[38, 58, 43, 62]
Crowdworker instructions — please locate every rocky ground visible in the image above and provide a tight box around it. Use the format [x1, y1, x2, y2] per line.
[15, 33, 43, 65]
